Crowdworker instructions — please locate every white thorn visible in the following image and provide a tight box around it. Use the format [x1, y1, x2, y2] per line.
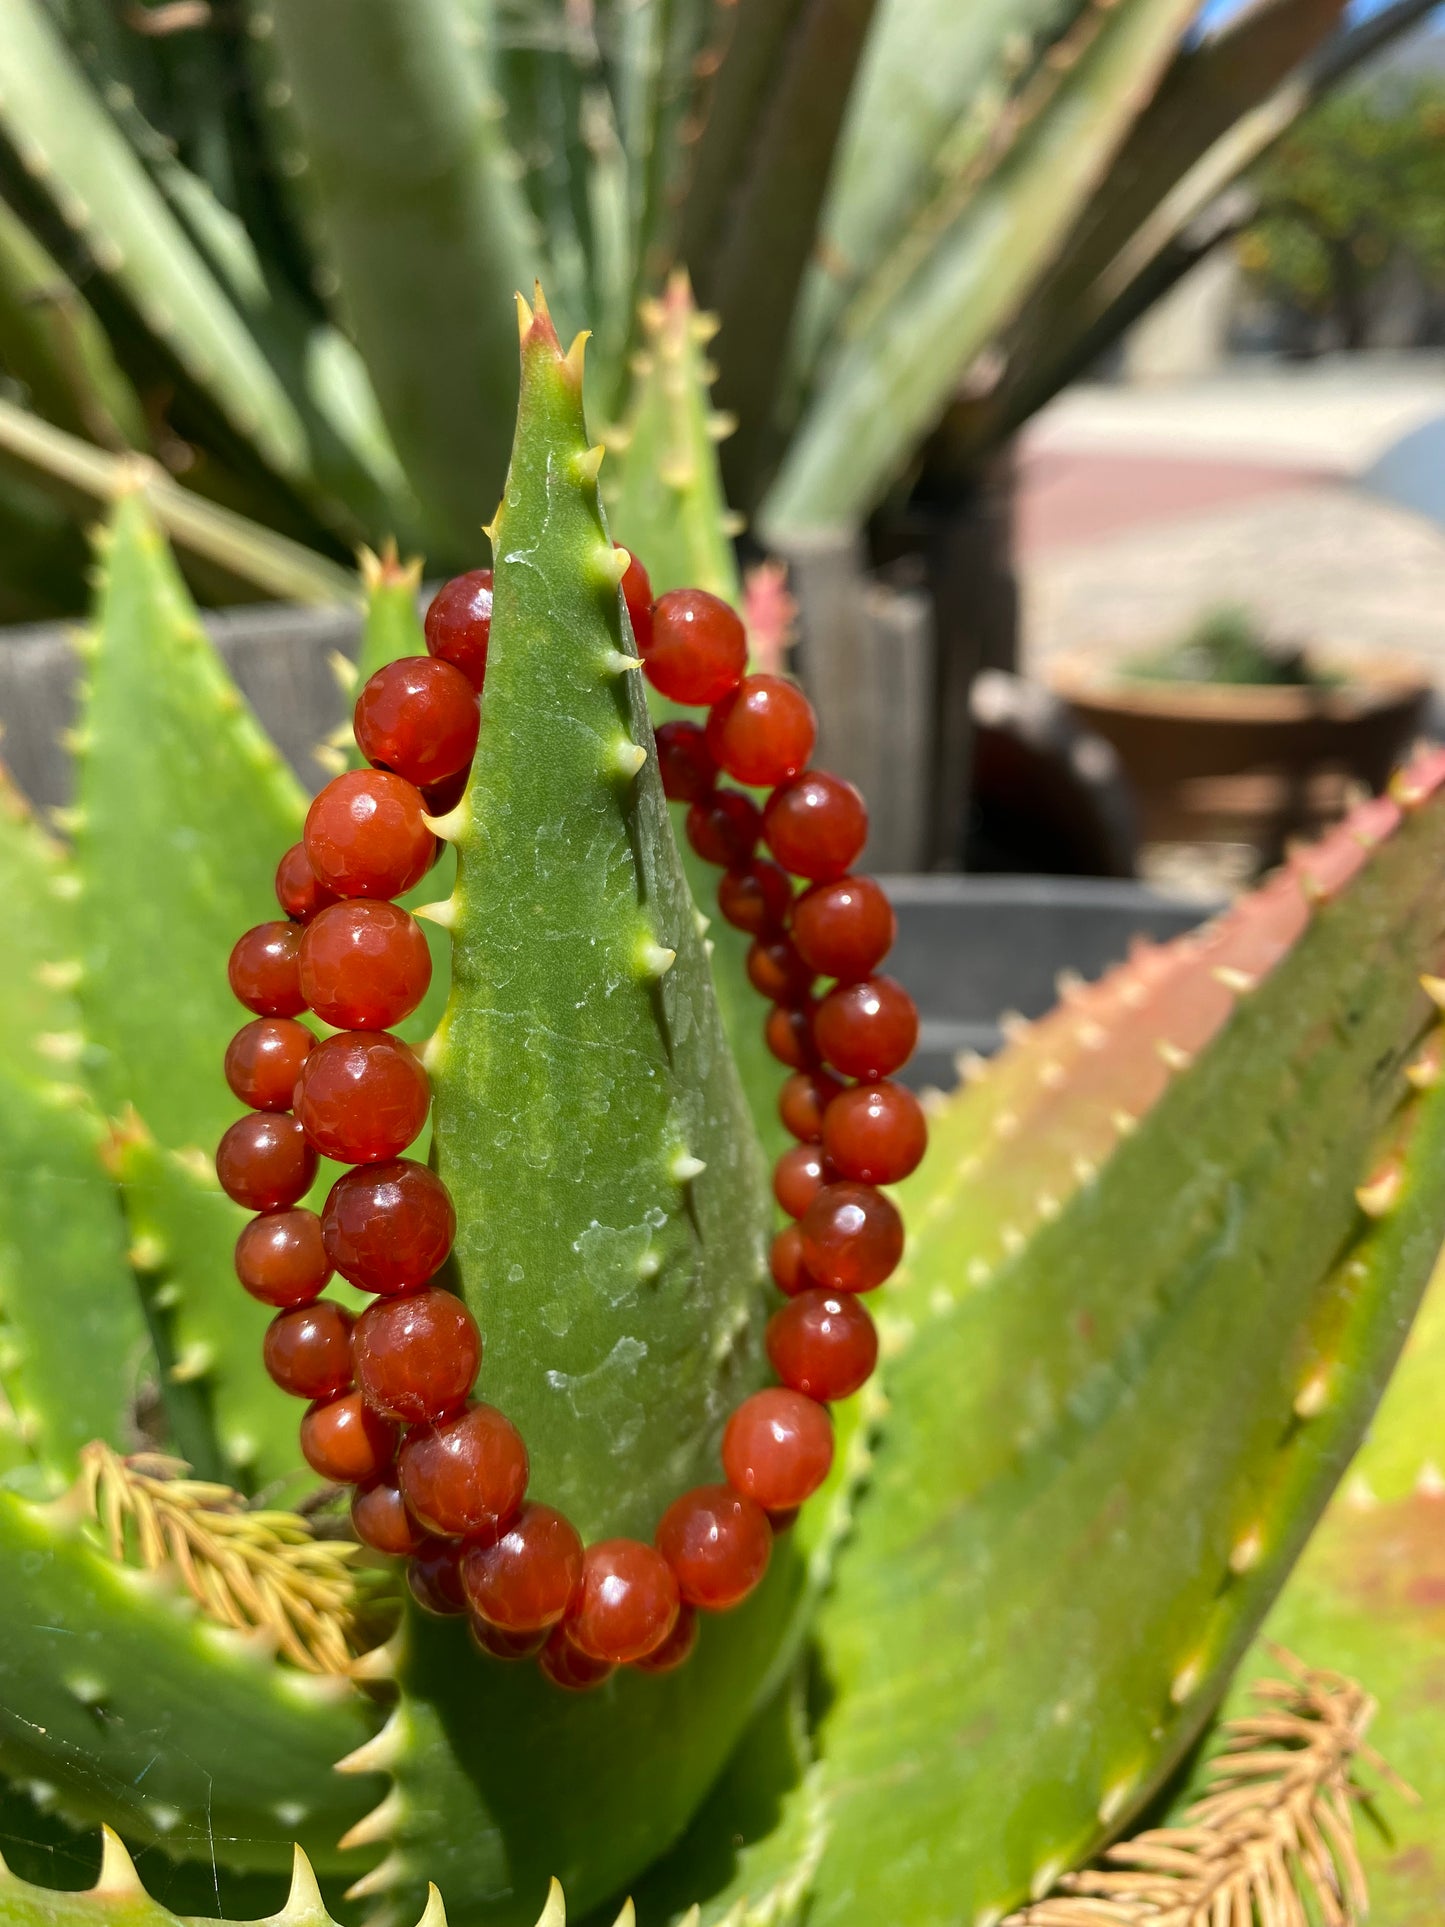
[335, 1707, 405, 1773]
[573, 444, 605, 487]
[1294, 1369, 1330, 1419]
[609, 739, 647, 779]
[595, 544, 629, 589]
[610, 1903, 636, 1927]
[345, 1851, 407, 1902]
[421, 800, 469, 842]
[417, 1884, 450, 1927]
[1097, 1777, 1135, 1827]
[338, 1786, 405, 1853]
[1156, 1039, 1191, 1072]
[421, 1030, 447, 1072]
[601, 649, 644, 675]
[1029, 1859, 1064, 1903]
[1212, 965, 1257, 994]
[413, 898, 459, 931]
[671, 1151, 706, 1183]
[1229, 1525, 1263, 1574]
[638, 939, 676, 979]
[1170, 1655, 1204, 1704]
[282, 1845, 327, 1919]
[347, 1636, 401, 1683]
[535, 1878, 566, 1927]
[94, 1826, 143, 1896]
[693, 909, 710, 936]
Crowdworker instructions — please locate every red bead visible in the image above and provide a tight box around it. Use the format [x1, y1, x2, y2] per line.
[778, 1069, 844, 1143]
[619, 546, 653, 654]
[792, 876, 897, 981]
[823, 1081, 927, 1184]
[763, 773, 867, 882]
[299, 900, 432, 1030]
[722, 1389, 834, 1511]
[424, 569, 492, 690]
[216, 1113, 317, 1212]
[813, 976, 918, 1080]
[398, 1403, 529, 1540]
[300, 1391, 397, 1485]
[235, 1209, 331, 1307]
[767, 1290, 878, 1402]
[655, 1483, 771, 1611]
[421, 766, 470, 817]
[686, 789, 761, 868]
[566, 1539, 680, 1663]
[631, 1603, 698, 1674]
[705, 676, 816, 787]
[746, 937, 814, 1005]
[717, 862, 792, 936]
[224, 1018, 314, 1112]
[321, 1159, 455, 1293]
[764, 999, 819, 1071]
[773, 1143, 830, 1220]
[460, 1503, 584, 1634]
[799, 1182, 904, 1293]
[354, 655, 480, 790]
[352, 1475, 423, 1556]
[275, 843, 339, 923]
[353, 1287, 479, 1423]
[642, 589, 746, 705]
[655, 721, 717, 803]
[408, 1536, 467, 1615]
[770, 1223, 815, 1297]
[295, 1031, 430, 1164]
[470, 1619, 547, 1661]
[228, 922, 305, 1018]
[539, 1625, 615, 1691]
[304, 770, 435, 900]
[263, 1300, 355, 1401]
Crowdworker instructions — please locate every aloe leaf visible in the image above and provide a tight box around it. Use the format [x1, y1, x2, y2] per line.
[0, 1489, 381, 1876]
[71, 494, 310, 1488]
[605, 276, 784, 1162]
[264, 0, 537, 561]
[760, 0, 1200, 532]
[789, 781, 1445, 1922]
[0, 777, 152, 1486]
[0, 396, 358, 606]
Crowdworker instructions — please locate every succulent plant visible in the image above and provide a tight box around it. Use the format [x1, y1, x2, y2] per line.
[0, 285, 1440, 1927]
[0, 0, 1434, 616]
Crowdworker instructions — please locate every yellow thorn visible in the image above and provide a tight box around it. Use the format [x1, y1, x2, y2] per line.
[563, 329, 590, 387]
[693, 909, 710, 936]
[706, 410, 738, 443]
[956, 1049, 989, 1084]
[35, 957, 83, 992]
[690, 309, 721, 345]
[671, 1151, 706, 1183]
[515, 290, 534, 343]
[127, 1233, 165, 1273]
[1169, 1655, 1204, 1704]
[348, 1637, 401, 1684]
[334, 1709, 406, 1773]
[595, 544, 629, 589]
[421, 1030, 447, 1073]
[1229, 1525, 1263, 1574]
[1212, 964, 1256, 994]
[1156, 1039, 1191, 1072]
[720, 510, 746, 538]
[609, 740, 647, 780]
[345, 1851, 407, 1902]
[610, 1902, 636, 1927]
[1421, 974, 1445, 1011]
[36, 1031, 84, 1063]
[1112, 1109, 1137, 1137]
[1356, 1163, 1403, 1218]
[1416, 1461, 1445, 1497]
[1096, 1777, 1135, 1827]
[280, 1845, 326, 1920]
[573, 444, 605, 487]
[601, 649, 644, 676]
[422, 800, 469, 843]
[999, 1010, 1030, 1042]
[1294, 1369, 1330, 1419]
[169, 1341, 214, 1384]
[328, 649, 359, 695]
[93, 1826, 143, 1896]
[1077, 1020, 1106, 1051]
[638, 938, 675, 979]
[413, 898, 459, 931]
[338, 1787, 405, 1853]
[535, 1878, 567, 1927]
[417, 1884, 450, 1927]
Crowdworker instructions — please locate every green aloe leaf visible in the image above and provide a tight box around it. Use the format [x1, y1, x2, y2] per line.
[71, 492, 311, 1488]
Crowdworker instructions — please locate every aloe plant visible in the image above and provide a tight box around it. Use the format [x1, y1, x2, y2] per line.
[0, 288, 1440, 1927]
[0, 0, 1433, 615]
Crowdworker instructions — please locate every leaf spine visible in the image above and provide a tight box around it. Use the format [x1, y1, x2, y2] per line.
[417, 1885, 450, 1927]
[1212, 964, 1257, 993]
[637, 938, 676, 979]
[339, 1785, 405, 1852]
[608, 739, 648, 780]
[535, 1879, 566, 1927]
[281, 1845, 327, 1919]
[422, 800, 469, 842]
[594, 544, 630, 589]
[335, 1706, 406, 1773]
[94, 1826, 143, 1895]
[345, 1851, 407, 1902]
[671, 1151, 706, 1183]
[1294, 1368, 1331, 1418]
[1229, 1524, 1264, 1574]
[414, 898, 460, 931]
[1356, 1162, 1403, 1217]
[601, 649, 644, 676]
[573, 444, 605, 487]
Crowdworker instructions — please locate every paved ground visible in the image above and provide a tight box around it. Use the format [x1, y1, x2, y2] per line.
[1019, 356, 1445, 686]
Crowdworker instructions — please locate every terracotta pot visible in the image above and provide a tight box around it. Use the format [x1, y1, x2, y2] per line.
[1048, 650, 1432, 863]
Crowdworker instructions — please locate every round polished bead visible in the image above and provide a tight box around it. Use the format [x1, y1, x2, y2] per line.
[778, 1069, 844, 1144]
[655, 1483, 772, 1611]
[766, 1289, 878, 1402]
[460, 1503, 584, 1634]
[813, 976, 919, 1080]
[539, 1625, 615, 1691]
[321, 1159, 455, 1293]
[686, 789, 762, 869]
[228, 922, 305, 1018]
[799, 1181, 904, 1293]
[566, 1539, 680, 1664]
[773, 1143, 829, 1220]
[722, 1389, 834, 1512]
[216, 1113, 317, 1212]
[398, 1403, 529, 1541]
[655, 720, 717, 803]
[470, 1618, 548, 1661]
[791, 876, 897, 982]
[764, 999, 819, 1071]
[642, 589, 746, 705]
[275, 842, 339, 923]
[619, 547, 653, 654]
[705, 676, 816, 788]
[353, 1287, 480, 1423]
[263, 1300, 354, 1401]
[235, 1208, 331, 1307]
[424, 569, 492, 690]
[295, 1031, 430, 1164]
[299, 1390, 397, 1486]
[763, 773, 867, 882]
[224, 1018, 314, 1112]
[304, 769, 436, 900]
[299, 900, 432, 1031]
[407, 1536, 468, 1615]
[351, 1475, 424, 1557]
[769, 1223, 814, 1297]
[823, 1080, 927, 1184]
[631, 1602, 698, 1674]
[746, 937, 814, 1005]
[421, 766, 469, 816]
[717, 861, 792, 937]
[354, 655, 480, 790]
